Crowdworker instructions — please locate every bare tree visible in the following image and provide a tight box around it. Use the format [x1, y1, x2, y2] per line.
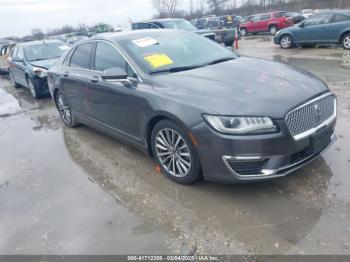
[206, 0, 229, 15]
[152, 0, 182, 17]
[31, 28, 44, 40]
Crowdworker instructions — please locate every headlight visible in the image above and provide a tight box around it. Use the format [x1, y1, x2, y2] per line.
[32, 67, 48, 78]
[203, 115, 278, 135]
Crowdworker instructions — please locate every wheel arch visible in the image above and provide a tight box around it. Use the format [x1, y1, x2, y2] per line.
[144, 112, 192, 157]
[340, 30, 350, 43]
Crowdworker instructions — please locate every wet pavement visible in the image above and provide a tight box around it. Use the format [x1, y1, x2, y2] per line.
[1, 38, 350, 255]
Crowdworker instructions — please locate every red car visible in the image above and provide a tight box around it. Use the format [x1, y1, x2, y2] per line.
[240, 11, 294, 36]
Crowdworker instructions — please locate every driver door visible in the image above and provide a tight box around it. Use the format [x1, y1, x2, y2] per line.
[85, 41, 145, 139]
[297, 13, 334, 43]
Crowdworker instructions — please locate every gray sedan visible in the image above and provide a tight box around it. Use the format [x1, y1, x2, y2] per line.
[274, 10, 350, 49]
[48, 30, 336, 184]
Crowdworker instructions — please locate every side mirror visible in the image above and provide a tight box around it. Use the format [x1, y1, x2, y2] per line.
[299, 22, 305, 27]
[12, 57, 24, 63]
[101, 67, 132, 85]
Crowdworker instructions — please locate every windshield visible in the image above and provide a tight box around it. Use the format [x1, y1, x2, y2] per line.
[160, 20, 197, 31]
[24, 42, 69, 61]
[119, 31, 237, 74]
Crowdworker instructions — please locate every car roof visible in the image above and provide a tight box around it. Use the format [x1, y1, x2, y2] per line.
[316, 9, 350, 15]
[16, 39, 65, 47]
[134, 18, 185, 24]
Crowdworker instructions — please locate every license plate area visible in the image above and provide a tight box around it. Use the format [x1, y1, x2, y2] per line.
[308, 127, 332, 154]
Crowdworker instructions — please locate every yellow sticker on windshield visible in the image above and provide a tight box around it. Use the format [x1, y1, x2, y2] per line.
[144, 53, 173, 68]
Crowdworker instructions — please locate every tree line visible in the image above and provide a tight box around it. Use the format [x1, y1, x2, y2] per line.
[152, 0, 349, 19]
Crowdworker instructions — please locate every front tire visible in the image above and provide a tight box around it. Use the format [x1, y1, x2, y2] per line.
[55, 90, 78, 127]
[27, 78, 40, 99]
[151, 120, 201, 184]
[280, 34, 293, 49]
[341, 33, 350, 50]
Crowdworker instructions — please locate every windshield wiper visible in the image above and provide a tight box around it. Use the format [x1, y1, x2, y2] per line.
[207, 57, 235, 65]
[150, 64, 205, 74]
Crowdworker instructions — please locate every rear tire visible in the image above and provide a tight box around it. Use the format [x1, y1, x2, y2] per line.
[240, 28, 247, 37]
[269, 25, 278, 35]
[151, 120, 201, 184]
[55, 90, 79, 128]
[341, 33, 350, 50]
[280, 34, 293, 49]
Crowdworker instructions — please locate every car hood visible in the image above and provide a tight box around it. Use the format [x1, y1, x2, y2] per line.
[29, 58, 59, 69]
[152, 57, 328, 119]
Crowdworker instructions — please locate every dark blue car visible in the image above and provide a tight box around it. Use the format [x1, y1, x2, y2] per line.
[274, 10, 350, 49]
[8, 40, 69, 98]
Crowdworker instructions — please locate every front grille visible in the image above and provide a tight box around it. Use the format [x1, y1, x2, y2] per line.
[285, 94, 335, 139]
[226, 159, 268, 176]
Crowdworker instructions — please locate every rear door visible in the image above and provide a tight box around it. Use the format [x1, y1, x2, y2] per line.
[328, 14, 350, 43]
[60, 42, 94, 115]
[257, 14, 271, 32]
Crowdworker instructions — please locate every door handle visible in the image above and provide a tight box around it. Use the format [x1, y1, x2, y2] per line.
[89, 76, 100, 83]
[63, 71, 69, 77]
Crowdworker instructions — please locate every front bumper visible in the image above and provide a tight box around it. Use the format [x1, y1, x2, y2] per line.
[273, 34, 280, 45]
[191, 118, 336, 183]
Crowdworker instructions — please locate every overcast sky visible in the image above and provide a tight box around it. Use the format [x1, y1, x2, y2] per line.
[0, 0, 163, 38]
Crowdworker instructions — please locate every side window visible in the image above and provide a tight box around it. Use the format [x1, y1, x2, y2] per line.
[260, 15, 271, 21]
[251, 16, 260, 22]
[62, 49, 74, 67]
[333, 14, 350, 22]
[70, 42, 93, 69]
[17, 47, 24, 59]
[304, 14, 333, 26]
[94, 42, 137, 78]
[12, 47, 18, 57]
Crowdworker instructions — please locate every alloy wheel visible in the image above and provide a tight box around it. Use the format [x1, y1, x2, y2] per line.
[56, 94, 72, 125]
[155, 128, 192, 178]
[281, 36, 292, 48]
[343, 35, 350, 49]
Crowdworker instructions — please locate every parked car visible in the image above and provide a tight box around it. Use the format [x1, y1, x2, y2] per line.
[274, 10, 350, 49]
[240, 11, 294, 36]
[8, 40, 69, 98]
[48, 30, 336, 184]
[0, 40, 16, 74]
[132, 18, 217, 42]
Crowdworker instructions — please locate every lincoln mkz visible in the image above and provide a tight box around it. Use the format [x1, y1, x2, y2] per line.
[48, 30, 337, 184]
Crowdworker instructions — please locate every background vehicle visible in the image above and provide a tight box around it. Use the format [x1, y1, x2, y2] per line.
[190, 15, 240, 46]
[48, 30, 336, 185]
[132, 18, 216, 42]
[8, 40, 69, 98]
[0, 40, 16, 74]
[274, 10, 350, 49]
[240, 11, 294, 36]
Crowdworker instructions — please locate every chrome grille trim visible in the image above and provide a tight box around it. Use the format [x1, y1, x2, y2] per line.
[285, 93, 336, 140]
